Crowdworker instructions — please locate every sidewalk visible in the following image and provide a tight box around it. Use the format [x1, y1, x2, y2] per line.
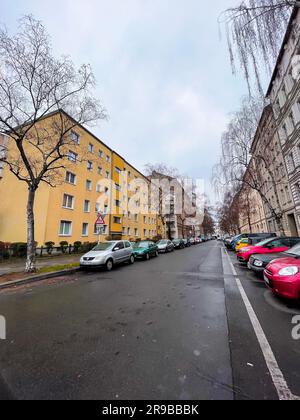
[0, 254, 81, 276]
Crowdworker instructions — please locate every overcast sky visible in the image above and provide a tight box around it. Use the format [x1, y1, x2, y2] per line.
[2, 0, 246, 201]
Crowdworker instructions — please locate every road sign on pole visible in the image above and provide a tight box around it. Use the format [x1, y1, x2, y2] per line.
[95, 213, 105, 227]
[95, 213, 106, 243]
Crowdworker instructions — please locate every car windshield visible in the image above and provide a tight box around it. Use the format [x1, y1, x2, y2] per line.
[255, 238, 274, 247]
[285, 243, 300, 257]
[173, 239, 180, 243]
[135, 242, 149, 248]
[92, 242, 115, 251]
[158, 240, 168, 244]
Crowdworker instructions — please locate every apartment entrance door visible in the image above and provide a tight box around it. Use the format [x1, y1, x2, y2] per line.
[287, 214, 299, 236]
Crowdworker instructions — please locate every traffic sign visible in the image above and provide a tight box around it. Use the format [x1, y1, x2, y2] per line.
[95, 213, 105, 226]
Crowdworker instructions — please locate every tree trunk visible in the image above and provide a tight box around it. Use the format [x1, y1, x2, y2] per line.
[26, 188, 37, 273]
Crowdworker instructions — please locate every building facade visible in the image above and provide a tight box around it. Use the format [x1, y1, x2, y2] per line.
[250, 105, 297, 236]
[267, 7, 300, 235]
[0, 111, 159, 246]
[238, 180, 268, 234]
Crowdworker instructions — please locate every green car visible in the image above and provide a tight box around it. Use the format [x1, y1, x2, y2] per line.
[133, 241, 159, 260]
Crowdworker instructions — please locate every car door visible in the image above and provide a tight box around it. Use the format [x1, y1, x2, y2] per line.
[124, 241, 132, 260]
[149, 242, 156, 255]
[113, 241, 125, 263]
[263, 239, 290, 255]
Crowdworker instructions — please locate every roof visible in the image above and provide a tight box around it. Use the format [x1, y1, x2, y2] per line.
[10, 108, 149, 182]
[266, 6, 299, 96]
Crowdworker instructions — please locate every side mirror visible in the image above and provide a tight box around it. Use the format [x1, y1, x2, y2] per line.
[114, 247, 120, 252]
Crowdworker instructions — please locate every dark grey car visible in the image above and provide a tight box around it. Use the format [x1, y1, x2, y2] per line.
[248, 237, 300, 275]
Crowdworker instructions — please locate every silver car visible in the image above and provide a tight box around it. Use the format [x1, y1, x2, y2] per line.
[80, 241, 135, 271]
[157, 239, 175, 253]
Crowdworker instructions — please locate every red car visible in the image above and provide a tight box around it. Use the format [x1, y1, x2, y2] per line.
[264, 244, 300, 300]
[237, 237, 290, 263]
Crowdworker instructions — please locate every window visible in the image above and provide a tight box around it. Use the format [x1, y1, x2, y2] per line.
[95, 203, 101, 213]
[84, 200, 90, 213]
[128, 211, 131, 219]
[143, 216, 147, 224]
[62, 194, 74, 209]
[143, 229, 147, 237]
[115, 242, 124, 250]
[98, 166, 103, 175]
[115, 183, 122, 192]
[289, 153, 295, 172]
[68, 151, 78, 163]
[59, 221, 72, 236]
[113, 217, 122, 224]
[82, 223, 89, 236]
[115, 167, 122, 174]
[106, 155, 111, 163]
[70, 131, 80, 144]
[106, 171, 110, 179]
[65, 171, 76, 185]
[86, 180, 92, 191]
[134, 214, 138, 222]
[96, 184, 101, 193]
[115, 200, 121, 207]
[104, 187, 109, 195]
[134, 228, 138, 237]
[127, 228, 131, 235]
[87, 161, 93, 171]
[122, 227, 126, 235]
[88, 143, 94, 153]
[98, 150, 103, 158]
[125, 242, 131, 248]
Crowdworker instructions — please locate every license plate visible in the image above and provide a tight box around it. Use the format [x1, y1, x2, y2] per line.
[264, 275, 270, 285]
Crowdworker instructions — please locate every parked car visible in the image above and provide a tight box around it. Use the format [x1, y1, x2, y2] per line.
[80, 241, 135, 271]
[157, 239, 175, 253]
[132, 241, 159, 260]
[195, 238, 202, 244]
[235, 238, 250, 252]
[263, 242, 300, 300]
[237, 237, 292, 264]
[172, 239, 185, 250]
[182, 239, 191, 248]
[248, 237, 300, 275]
[189, 238, 196, 245]
[247, 233, 277, 246]
[229, 233, 276, 251]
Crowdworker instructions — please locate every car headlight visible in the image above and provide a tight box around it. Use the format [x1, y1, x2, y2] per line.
[254, 260, 263, 267]
[278, 266, 299, 277]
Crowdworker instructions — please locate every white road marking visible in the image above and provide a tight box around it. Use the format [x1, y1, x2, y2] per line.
[224, 248, 300, 401]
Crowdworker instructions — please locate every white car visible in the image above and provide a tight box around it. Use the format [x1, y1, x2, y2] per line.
[80, 241, 135, 271]
[157, 240, 175, 253]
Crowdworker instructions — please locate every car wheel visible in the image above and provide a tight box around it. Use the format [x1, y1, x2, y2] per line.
[145, 253, 150, 261]
[106, 259, 114, 271]
[129, 255, 135, 265]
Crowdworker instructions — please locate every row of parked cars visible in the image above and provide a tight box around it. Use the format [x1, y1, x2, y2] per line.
[224, 233, 300, 301]
[80, 237, 203, 271]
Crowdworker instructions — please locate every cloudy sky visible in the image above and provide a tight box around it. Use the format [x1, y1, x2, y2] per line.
[2, 0, 246, 201]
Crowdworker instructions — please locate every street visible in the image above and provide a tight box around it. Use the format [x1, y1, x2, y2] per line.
[0, 241, 299, 400]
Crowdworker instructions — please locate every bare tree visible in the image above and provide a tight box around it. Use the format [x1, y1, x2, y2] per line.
[213, 96, 286, 236]
[221, 0, 297, 94]
[217, 188, 241, 235]
[0, 16, 107, 272]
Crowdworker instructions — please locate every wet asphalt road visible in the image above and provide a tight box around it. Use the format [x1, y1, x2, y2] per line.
[0, 241, 299, 400]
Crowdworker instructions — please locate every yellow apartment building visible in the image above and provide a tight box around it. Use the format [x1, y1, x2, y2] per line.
[0, 110, 159, 246]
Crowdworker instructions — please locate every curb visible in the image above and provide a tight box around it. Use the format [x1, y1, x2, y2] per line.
[0, 268, 80, 291]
